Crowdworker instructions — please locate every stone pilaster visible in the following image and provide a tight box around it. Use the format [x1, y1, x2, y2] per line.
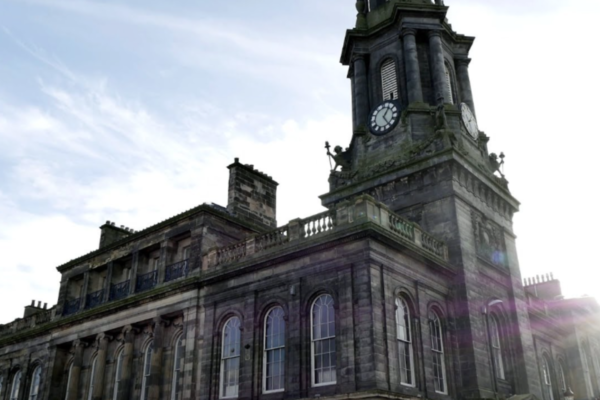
[91, 333, 111, 400]
[401, 29, 423, 104]
[456, 58, 476, 116]
[148, 318, 168, 400]
[66, 340, 86, 400]
[353, 55, 370, 129]
[117, 325, 136, 400]
[428, 30, 448, 104]
[129, 252, 139, 295]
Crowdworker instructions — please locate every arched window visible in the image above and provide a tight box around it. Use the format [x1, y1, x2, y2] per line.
[141, 342, 153, 400]
[10, 370, 22, 400]
[87, 355, 97, 400]
[113, 348, 124, 400]
[541, 354, 555, 400]
[264, 306, 285, 393]
[171, 334, 185, 400]
[429, 310, 447, 394]
[29, 366, 42, 400]
[557, 359, 568, 393]
[444, 62, 455, 104]
[220, 317, 241, 398]
[395, 297, 414, 386]
[311, 294, 336, 386]
[381, 59, 399, 101]
[489, 314, 505, 379]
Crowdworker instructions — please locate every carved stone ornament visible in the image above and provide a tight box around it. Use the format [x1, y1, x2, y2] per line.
[472, 210, 507, 267]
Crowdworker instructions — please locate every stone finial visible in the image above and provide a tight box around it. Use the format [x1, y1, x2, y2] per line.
[355, 0, 368, 30]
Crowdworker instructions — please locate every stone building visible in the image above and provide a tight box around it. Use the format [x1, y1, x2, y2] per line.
[1, 1, 599, 400]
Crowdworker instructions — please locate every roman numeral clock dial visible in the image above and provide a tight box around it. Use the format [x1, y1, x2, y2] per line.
[369, 100, 401, 136]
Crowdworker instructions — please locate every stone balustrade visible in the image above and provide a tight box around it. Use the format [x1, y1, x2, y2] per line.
[0, 308, 56, 338]
[204, 194, 448, 269]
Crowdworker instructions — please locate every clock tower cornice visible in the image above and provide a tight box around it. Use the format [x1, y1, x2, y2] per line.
[320, 148, 520, 215]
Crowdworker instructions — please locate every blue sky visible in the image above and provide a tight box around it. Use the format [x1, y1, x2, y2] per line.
[1, 0, 599, 323]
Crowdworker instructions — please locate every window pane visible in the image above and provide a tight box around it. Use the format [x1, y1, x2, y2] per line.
[221, 318, 241, 398]
[312, 296, 336, 385]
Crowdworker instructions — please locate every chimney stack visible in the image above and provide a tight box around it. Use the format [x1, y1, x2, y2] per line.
[227, 158, 278, 229]
[99, 220, 133, 248]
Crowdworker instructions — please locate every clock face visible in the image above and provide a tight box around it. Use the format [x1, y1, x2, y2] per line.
[369, 100, 401, 136]
[461, 103, 479, 139]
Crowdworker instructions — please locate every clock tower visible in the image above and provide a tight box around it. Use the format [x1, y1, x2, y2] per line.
[321, 1, 544, 399]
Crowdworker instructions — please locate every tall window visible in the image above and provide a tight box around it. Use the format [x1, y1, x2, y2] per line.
[429, 310, 447, 394]
[541, 355, 555, 400]
[381, 59, 399, 101]
[141, 342, 153, 400]
[311, 294, 336, 386]
[87, 355, 97, 400]
[29, 366, 42, 400]
[220, 317, 241, 398]
[395, 297, 415, 386]
[557, 359, 567, 393]
[10, 370, 22, 400]
[264, 307, 285, 393]
[113, 348, 124, 400]
[171, 335, 185, 400]
[489, 314, 505, 379]
[444, 62, 455, 104]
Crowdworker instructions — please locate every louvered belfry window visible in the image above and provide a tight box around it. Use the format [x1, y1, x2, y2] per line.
[381, 59, 398, 101]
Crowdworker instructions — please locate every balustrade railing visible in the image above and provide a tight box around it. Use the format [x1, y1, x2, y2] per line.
[136, 270, 158, 292]
[421, 232, 447, 260]
[389, 213, 415, 240]
[205, 195, 449, 269]
[63, 298, 81, 316]
[217, 242, 247, 265]
[85, 289, 105, 310]
[110, 280, 130, 301]
[255, 226, 289, 252]
[300, 211, 336, 238]
[165, 260, 189, 282]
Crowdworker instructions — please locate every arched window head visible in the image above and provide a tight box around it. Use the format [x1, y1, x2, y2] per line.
[10, 370, 22, 400]
[113, 348, 124, 400]
[542, 354, 555, 400]
[381, 59, 399, 101]
[444, 62, 455, 104]
[171, 334, 185, 400]
[220, 317, 241, 398]
[395, 297, 415, 386]
[263, 306, 285, 393]
[141, 342, 153, 400]
[29, 365, 42, 400]
[429, 310, 447, 394]
[311, 294, 336, 386]
[489, 314, 505, 380]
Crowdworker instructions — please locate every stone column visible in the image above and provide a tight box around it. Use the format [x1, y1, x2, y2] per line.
[117, 326, 136, 400]
[353, 55, 370, 129]
[428, 30, 448, 104]
[148, 318, 167, 400]
[456, 58, 476, 116]
[402, 29, 423, 104]
[91, 334, 110, 400]
[66, 340, 86, 400]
